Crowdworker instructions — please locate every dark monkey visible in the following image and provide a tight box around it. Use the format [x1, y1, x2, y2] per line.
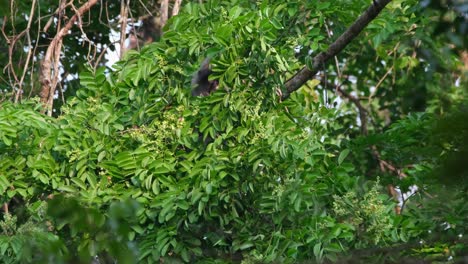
[127, 16, 163, 51]
[191, 58, 219, 96]
[190, 58, 220, 145]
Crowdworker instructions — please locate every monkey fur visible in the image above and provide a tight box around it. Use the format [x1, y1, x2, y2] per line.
[191, 58, 218, 96]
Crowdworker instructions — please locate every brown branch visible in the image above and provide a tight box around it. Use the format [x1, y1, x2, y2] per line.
[331, 83, 370, 135]
[283, 0, 392, 100]
[328, 80, 407, 214]
[14, 0, 37, 103]
[2, 0, 39, 103]
[39, 0, 99, 116]
[71, 2, 100, 68]
[27, 0, 43, 100]
[2, 15, 27, 92]
[119, 0, 129, 59]
[172, 0, 183, 16]
[369, 65, 393, 101]
[160, 0, 169, 32]
[2, 203, 8, 214]
[94, 45, 109, 70]
[43, 1, 74, 33]
[287, 0, 406, 213]
[316, 35, 406, 214]
[324, 20, 342, 80]
[3, 30, 23, 91]
[138, 0, 153, 16]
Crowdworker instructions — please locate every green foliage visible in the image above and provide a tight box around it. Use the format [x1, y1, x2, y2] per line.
[0, 0, 467, 263]
[0, 207, 65, 264]
[332, 182, 395, 246]
[45, 196, 140, 263]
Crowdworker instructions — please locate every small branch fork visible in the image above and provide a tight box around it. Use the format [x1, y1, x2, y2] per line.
[39, 0, 99, 116]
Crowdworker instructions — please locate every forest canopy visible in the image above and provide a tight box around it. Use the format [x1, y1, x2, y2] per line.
[0, 0, 467, 263]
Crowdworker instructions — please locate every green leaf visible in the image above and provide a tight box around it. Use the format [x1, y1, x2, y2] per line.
[338, 149, 350, 165]
[205, 183, 212, 194]
[71, 178, 87, 190]
[0, 176, 9, 194]
[98, 151, 106, 162]
[2, 135, 12, 146]
[313, 243, 322, 258]
[294, 196, 302, 212]
[58, 185, 78, 193]
[239, 242, 254, 250]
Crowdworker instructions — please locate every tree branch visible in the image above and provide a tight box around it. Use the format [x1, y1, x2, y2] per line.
[282, 0, 392, 100]
[39, 0, 99, 116]
[332, 83, 370, 135]
[119, 0, 129, 58]
[172, 0, 183, 16]
[326, 78, 408, 214]
[160, 0, 169, 32]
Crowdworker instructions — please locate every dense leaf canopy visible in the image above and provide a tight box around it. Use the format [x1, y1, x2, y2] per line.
[0, 0, 467, 263]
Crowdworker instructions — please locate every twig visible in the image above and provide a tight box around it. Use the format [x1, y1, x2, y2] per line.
[369, 65, 393, 101]
[94, 45, 109, 70]
[331, 82, 370, 135]
[138, 0, 153, 16]
[15, 0, 38, 103]
[369, 42, 399, 101]
[324, 20, 342, 79]
[71, 2, 99, 67]
[28, 0, 43, 99]
[42, 1, 73, 33]
[372, 144, 408, 214]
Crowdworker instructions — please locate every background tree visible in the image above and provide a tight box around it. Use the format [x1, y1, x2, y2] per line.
[0, 0, 467, 263]
[0, 0, 182, 115]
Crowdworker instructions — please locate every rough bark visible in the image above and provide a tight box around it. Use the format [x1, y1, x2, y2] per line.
[119, 0, 129, 58]
[160, 0, 169, 32]
[172, 0, 183, 16]
[39, 0, 99, 116]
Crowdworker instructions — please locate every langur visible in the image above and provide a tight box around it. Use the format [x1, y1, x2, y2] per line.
[190, 58, 219, 146]
[191, 58, 218, 96]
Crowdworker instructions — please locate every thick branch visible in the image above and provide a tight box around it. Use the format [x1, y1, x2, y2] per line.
[119, 0, 129, 59]
[39, 0, 99, 115]
[160, 0, 169, 31]
[282, 0, 392, 100]
[2, 203, 8, 214]
[172, 0, 183, 16]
